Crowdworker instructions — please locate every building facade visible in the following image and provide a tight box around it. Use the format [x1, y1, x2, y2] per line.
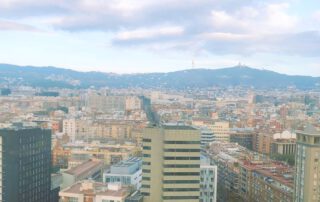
[200, 165, 217, 202]
[295, 126, 320, 202]
[0, 128, 51, 202]
[103, 157, 142, 190]
[141, 125, 201, 202]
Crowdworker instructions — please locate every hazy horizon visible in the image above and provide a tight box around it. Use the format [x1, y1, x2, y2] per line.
[2, 63, 320, 77]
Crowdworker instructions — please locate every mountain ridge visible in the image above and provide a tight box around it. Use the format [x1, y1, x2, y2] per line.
[0, 64, 319, 89]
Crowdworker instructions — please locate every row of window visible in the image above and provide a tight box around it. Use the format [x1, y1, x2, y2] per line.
[164, 156, 200, 160]
[164, 149, 200, 152]
[164, 164, 200, 168]
[163, 196, 199, 200]
[163, 180, 200, 184]
[163, 172, 200, 176]
[163, 188, 200, 192]
[164, 141, 201, 144]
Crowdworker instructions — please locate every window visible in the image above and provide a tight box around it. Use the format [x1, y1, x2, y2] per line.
[143, 138, 151, 142]
[142, 169, 151, 173]
[68, 197, 78, 202]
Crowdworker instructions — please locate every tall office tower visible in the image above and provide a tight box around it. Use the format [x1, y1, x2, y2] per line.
[295, 126, 320, 202]
[0, 128, 51, 202]
[141, 125, 201, 202]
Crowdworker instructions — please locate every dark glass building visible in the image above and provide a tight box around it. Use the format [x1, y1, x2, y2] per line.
[0, 128, 51, 202]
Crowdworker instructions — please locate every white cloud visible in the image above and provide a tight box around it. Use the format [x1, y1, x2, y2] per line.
[114, 26, 184, 41]
[0, 19, 39, 31]
[0, 0, 318, 58]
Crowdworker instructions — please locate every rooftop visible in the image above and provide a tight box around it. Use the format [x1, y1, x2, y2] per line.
[112, 157, 141, 168]
[296, 125, 320, 136]
[162, 125, 196, 130]
[60, 180, 130, 198]
[64, 159, 103, 177]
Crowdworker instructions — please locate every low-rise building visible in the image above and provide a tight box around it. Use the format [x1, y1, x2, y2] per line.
[103, 157, 142, 190]
[59, 180, 131, 202]
[61, 159, 104, 189]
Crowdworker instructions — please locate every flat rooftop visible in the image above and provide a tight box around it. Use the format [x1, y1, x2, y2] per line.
[64, 159, 103, 177]
[162, 125, 196, 130]
[113, 157, 141, 168]
[61, 181, 129, 197]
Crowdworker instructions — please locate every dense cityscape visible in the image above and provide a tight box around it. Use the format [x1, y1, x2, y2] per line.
[1, 0, 319, 201]
[0, 80, 319, 201]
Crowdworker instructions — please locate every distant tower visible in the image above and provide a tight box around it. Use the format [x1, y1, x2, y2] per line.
[192, 59, 195, 68]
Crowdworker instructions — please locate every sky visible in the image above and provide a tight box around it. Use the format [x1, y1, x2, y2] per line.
[0, 0, 319, 76]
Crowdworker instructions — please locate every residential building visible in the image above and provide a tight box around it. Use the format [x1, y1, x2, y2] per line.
[0, 128, 51, 202]
[141, 125, 201, 202]
[62, 119, 77, 142]
[240, 161, 294, 202]
[208, 142, 294, 202]
[200, 165, 217, 202]
[295, 126, 320, 202]
[229, 128, 255, 150]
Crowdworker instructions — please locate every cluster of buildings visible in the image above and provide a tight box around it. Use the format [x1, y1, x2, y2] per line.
[0, 86, 319, 201]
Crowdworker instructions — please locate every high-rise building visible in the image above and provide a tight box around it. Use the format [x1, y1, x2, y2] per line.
[295, 126, 320, 202]
[141, 125, 201, 202]
[0, 128, 51, 202]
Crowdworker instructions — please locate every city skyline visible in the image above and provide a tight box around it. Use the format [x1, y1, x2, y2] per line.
[0, 0, 319, 76]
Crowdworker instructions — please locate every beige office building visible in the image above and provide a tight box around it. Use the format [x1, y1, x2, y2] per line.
[295, 126, 320, 202]
[141, 125, 201, 202]
[208, 122, 230, 142]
